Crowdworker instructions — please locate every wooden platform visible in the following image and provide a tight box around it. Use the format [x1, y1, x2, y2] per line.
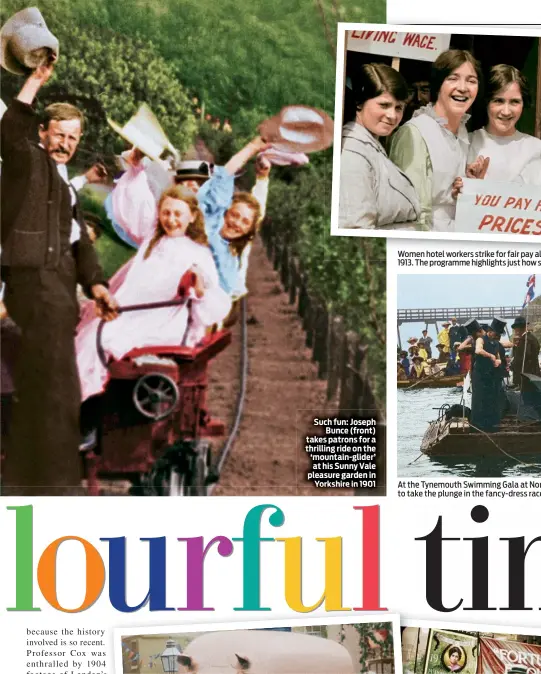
[421, 415, 541, 457]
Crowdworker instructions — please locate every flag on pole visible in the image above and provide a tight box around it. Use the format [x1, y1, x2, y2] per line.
[522, 274, 535, 308]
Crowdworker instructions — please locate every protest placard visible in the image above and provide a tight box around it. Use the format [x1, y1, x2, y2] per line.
[346, 30, 451, 61]
[456, 178, 541, 237]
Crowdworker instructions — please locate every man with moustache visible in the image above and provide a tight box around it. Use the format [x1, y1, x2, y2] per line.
[0, 59, 117, 495]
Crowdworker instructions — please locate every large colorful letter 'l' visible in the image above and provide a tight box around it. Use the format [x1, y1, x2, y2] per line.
[7, 505, 40, 611]
[353, 505, 387, 611]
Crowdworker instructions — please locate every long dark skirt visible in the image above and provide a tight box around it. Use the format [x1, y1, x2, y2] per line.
[470, 368, 502, 433]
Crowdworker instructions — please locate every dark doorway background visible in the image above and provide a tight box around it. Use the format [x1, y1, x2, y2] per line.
[343, 34, 539, 136]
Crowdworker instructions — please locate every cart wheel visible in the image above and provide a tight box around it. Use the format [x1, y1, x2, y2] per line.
[133, 372, 179, 420]
[187, 440, 211, 496]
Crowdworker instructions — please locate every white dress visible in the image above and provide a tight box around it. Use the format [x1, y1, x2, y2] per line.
[76, 236, 231, 401]
[468, 128, 541, 185]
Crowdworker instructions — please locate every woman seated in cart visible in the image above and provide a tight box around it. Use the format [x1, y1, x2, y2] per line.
[76, 186, 232, 403]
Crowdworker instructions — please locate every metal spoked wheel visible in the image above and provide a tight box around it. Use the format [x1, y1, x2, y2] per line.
[133, 372, 179, 420]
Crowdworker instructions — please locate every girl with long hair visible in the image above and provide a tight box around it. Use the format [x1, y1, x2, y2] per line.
[75, 186, 231, 401]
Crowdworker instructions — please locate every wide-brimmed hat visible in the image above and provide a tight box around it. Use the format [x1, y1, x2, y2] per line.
[489, 317, 506, 335]
[464, 318, 481, 335]
[442, 321, 451, 326]
[511, 315, 527, 329]
[258, 147, 309, 166]
[407, 337, 418, 344]
[259, 105, 334, 154]
[1, 8, 59, 75]
[107, 104, 177, 164]
[174, 160, 212, 182]
[412, 355, 423, 362]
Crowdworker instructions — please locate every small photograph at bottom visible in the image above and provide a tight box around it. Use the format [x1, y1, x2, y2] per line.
[115, 617, 398, 674]
[402, 624, 541, 674]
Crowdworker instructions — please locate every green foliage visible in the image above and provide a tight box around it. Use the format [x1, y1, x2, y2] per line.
[196, 121, 240, 164]
[267, 161, 386, 404]
[78, 189, 135, 278]
[1, 0, 196, 160]
[2, 0, 384, 140]
[353, 623, 394, 673]
[93, 234, 135, 280]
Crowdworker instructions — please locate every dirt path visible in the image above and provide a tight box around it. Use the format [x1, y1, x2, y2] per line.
[210, 237, 355, 496]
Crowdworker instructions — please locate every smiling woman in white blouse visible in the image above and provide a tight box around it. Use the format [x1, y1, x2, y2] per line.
[390, 50, 482, 233]
[468, 64, 541, 185]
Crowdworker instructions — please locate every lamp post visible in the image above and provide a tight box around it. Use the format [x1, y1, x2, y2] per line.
[160, 639, 182, 673]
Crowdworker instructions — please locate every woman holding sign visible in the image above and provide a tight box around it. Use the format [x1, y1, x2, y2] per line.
[468, 65, 541, 185]
[390, 50, 483, 232]
[338, 63, 420, 229]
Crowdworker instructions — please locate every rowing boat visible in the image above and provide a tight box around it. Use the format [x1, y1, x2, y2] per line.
[397, 374, 464, 389]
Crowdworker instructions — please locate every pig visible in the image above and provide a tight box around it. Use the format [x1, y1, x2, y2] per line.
[177, 629, 356, 673]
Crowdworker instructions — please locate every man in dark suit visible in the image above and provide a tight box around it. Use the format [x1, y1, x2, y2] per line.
[511, 316, 541, 413]
[1, 59, 118, 495]
[449, 317, 467, 353]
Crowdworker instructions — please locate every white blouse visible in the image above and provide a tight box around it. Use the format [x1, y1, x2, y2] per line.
[468, 128, 541, 185]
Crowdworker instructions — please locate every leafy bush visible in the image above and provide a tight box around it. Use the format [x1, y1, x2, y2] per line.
[267, 161, 386, 403]
[78, 190, 135, 279]
[1, 0, 196, 160]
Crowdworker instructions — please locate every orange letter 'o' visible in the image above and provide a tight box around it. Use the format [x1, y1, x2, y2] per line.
[37, 537, 105, 612]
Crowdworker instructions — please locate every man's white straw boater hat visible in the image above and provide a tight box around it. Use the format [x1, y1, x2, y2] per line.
[258, 105, 334, 154]
[107, 103, 178, 164]
[174, 160, 212, 181]
[1, 7, 59, 75]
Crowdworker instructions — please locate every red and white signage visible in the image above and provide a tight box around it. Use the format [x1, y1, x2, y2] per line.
[456, 178, 541, 237]
[479, 638, 541, 674]
[347, 30, 451, 62]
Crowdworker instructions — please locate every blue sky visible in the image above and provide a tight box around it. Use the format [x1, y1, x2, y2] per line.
[397, 274, 533, 346]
